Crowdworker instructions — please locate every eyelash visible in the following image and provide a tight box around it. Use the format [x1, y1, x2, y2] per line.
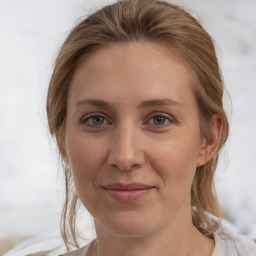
[146, 114, 174, 128]
[80, 112, 175, 129]
[80, 112, 111, 128]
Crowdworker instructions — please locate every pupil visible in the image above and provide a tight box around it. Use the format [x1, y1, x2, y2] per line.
[154, 116, 165, 125]
[93, 116, 103, 125]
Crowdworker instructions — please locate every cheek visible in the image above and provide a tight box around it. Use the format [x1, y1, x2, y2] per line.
[66, 134, 107, 189]
[149, 137, 199, 193]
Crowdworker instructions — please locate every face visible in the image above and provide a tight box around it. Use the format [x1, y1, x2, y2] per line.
[64, 42, 211, 238]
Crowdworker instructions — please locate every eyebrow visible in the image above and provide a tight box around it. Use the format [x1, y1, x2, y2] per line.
[75, 98, 185, 109]
[75, 99, 111, 108]
[138, 98, 185, 109]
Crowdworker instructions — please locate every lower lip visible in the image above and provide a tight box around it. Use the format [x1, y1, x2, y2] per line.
[104, 188, 154, 202]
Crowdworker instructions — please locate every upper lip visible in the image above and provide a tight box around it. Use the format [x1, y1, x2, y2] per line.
[102, 183, 155, 191]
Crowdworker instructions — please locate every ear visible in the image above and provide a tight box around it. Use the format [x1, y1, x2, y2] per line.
[196, 115, 222, 167]
[61, 144, 71, 166]
[63, 153, 71, 166]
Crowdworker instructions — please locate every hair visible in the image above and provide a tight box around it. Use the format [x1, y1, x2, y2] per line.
[47, 0, 229, 249]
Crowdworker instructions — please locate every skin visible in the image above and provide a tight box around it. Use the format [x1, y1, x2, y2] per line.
[64, 42, 221, 256]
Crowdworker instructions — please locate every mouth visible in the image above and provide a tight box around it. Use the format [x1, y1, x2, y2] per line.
[101, 183, 156, 202]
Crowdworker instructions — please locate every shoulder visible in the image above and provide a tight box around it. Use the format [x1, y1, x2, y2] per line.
[3, 232, 65, 256]
[59, 239, 95, 256]
[218, 235, 256, 256]
[3, 232, 95, 256]
[216, 220, 256, 256]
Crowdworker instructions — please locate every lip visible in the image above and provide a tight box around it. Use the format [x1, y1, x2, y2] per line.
[102, 183, 155, 202]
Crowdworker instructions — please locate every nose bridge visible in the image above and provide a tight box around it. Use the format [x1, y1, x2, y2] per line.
[108, 122, 144, 170]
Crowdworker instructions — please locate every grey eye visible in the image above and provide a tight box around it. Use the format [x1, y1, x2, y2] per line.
[81, 114, 108, 127]
[91, 116, 105, 125]
[152, 116, 167, 125]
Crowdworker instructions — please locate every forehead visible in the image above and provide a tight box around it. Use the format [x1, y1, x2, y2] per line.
[69, 42, 195, 107]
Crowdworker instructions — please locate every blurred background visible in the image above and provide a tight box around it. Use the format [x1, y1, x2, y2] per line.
[0, 0, 256, 254]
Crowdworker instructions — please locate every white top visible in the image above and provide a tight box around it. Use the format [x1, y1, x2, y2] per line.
[4, 220, 256, 256]
[211, 233, 222, 256]
[60, 232, 256, 256]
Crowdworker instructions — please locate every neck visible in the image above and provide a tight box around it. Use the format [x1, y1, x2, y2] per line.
[92, 215, 214, 256]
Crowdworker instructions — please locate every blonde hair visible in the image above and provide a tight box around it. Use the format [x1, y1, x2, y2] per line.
[47, 0, 229, 249]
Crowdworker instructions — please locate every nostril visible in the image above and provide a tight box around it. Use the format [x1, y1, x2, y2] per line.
[108, 151, 145, 171]
[108, 156, 138, 171]
[120, 163, 139, 171]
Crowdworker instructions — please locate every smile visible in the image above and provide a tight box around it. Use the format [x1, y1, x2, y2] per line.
[102, 183, 156, 202]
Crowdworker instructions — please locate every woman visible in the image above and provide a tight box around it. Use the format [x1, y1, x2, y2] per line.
[46, 0, 256, 255]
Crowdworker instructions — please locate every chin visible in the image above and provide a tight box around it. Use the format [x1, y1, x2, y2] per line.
[95, 212, 157, 238]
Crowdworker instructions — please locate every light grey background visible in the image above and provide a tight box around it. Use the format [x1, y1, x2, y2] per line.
[0, 0, 255, 241]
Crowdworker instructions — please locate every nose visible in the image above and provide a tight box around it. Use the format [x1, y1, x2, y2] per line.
[108, 126, 145, 171]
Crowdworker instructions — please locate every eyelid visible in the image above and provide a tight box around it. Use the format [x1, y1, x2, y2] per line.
[146, 112, 175, 121]
[80, 112, 111, 126]
[144, 112, 176, 127]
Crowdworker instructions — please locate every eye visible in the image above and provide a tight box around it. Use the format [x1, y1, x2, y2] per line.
[151, 116, 168, 126]
[146, 113, 174, 128]
[80, 113, 110, 127]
